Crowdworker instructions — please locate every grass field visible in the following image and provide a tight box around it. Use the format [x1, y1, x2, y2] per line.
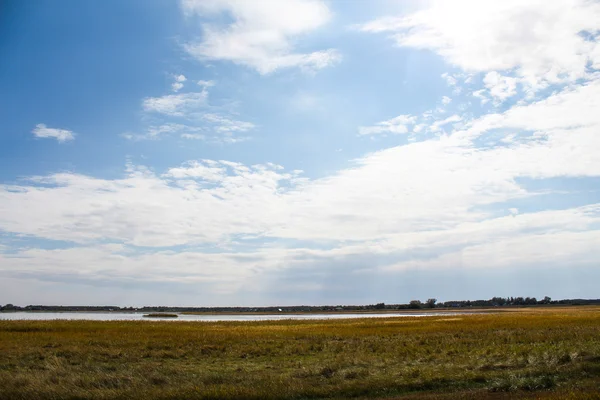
[1, 307, 599, 399]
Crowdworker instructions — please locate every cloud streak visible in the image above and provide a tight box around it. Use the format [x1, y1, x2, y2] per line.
[142, 91, 208, 117]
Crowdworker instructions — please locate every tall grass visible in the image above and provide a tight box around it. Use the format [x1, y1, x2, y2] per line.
[1, 307, 599, 399]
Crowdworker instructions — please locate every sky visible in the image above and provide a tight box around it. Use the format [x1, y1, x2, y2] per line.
[1, 0, 600, 307]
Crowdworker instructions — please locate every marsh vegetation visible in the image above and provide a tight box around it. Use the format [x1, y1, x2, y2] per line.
[0, 307, 599, 399]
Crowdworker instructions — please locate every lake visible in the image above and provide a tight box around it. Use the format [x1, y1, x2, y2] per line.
[0, 311, 458, 322]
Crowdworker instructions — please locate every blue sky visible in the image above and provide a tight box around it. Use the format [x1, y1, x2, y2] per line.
[1, 0, 600, 306]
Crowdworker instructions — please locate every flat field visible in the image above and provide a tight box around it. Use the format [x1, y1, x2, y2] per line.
[1, 307, 599, 399]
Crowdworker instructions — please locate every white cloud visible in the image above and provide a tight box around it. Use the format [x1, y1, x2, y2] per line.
[358, 114, 417, 136]
[181, 133, 205, 140]
[483, 71, 518, 103]
[360, 0, 600, 90]
[472, 89, 490, 105]
[181, 0, 341, 74]
[0, 161, 296, 247]
[382, 228, 600, 274]
[122, 123, 202, 141]
[164, 160, 227, 181]
[6, 66, 600, 301]
[7, 80, 600, 247]
[430, 114, 462, 132]
[142, 91, 208, 116]
[135, 80, 252, 143]
[441, 72, 457, 86]
[146, 124, 191, 139]
[31, 124, 75, 142]
[123, 118, 252, 143]
[1, 203, 599, 296]
[412, 123, 426, 133]
[441, 96, 452, 105]
[90, 79, 600, 248]
[0, 246, 260, 294]
[197, 80, 215, 88]
[202, 113, 255, 133]
[131, 98, 253, 143]
[171, 74, 187, 92]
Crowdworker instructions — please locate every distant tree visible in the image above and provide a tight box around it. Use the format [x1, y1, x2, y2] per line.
[409, 300, 422, 309]
[540, 296, 552, 304]
[525, 297, 537, 305]
[426, 298, 437, 308]
[513, 297, 525, 306]
[490, 297, 507, 306]
[374, 302, 385, 310]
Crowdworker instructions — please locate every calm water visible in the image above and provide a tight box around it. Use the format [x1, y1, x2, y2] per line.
[0, 312, 456, 322]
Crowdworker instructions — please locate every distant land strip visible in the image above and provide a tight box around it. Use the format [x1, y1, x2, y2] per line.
[2, 297, 600, 313]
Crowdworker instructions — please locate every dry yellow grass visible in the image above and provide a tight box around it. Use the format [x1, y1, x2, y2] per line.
[0, 307, 599, 399]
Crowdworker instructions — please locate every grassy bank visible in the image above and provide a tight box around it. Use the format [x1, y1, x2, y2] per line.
[1, 307, 599, 399]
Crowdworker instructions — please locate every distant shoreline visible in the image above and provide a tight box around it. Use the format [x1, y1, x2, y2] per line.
[3, 299, 599, 315]
[2, 305, 593, 315]
[0, 308, 480, 315]
[179, 308, 505, 315]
